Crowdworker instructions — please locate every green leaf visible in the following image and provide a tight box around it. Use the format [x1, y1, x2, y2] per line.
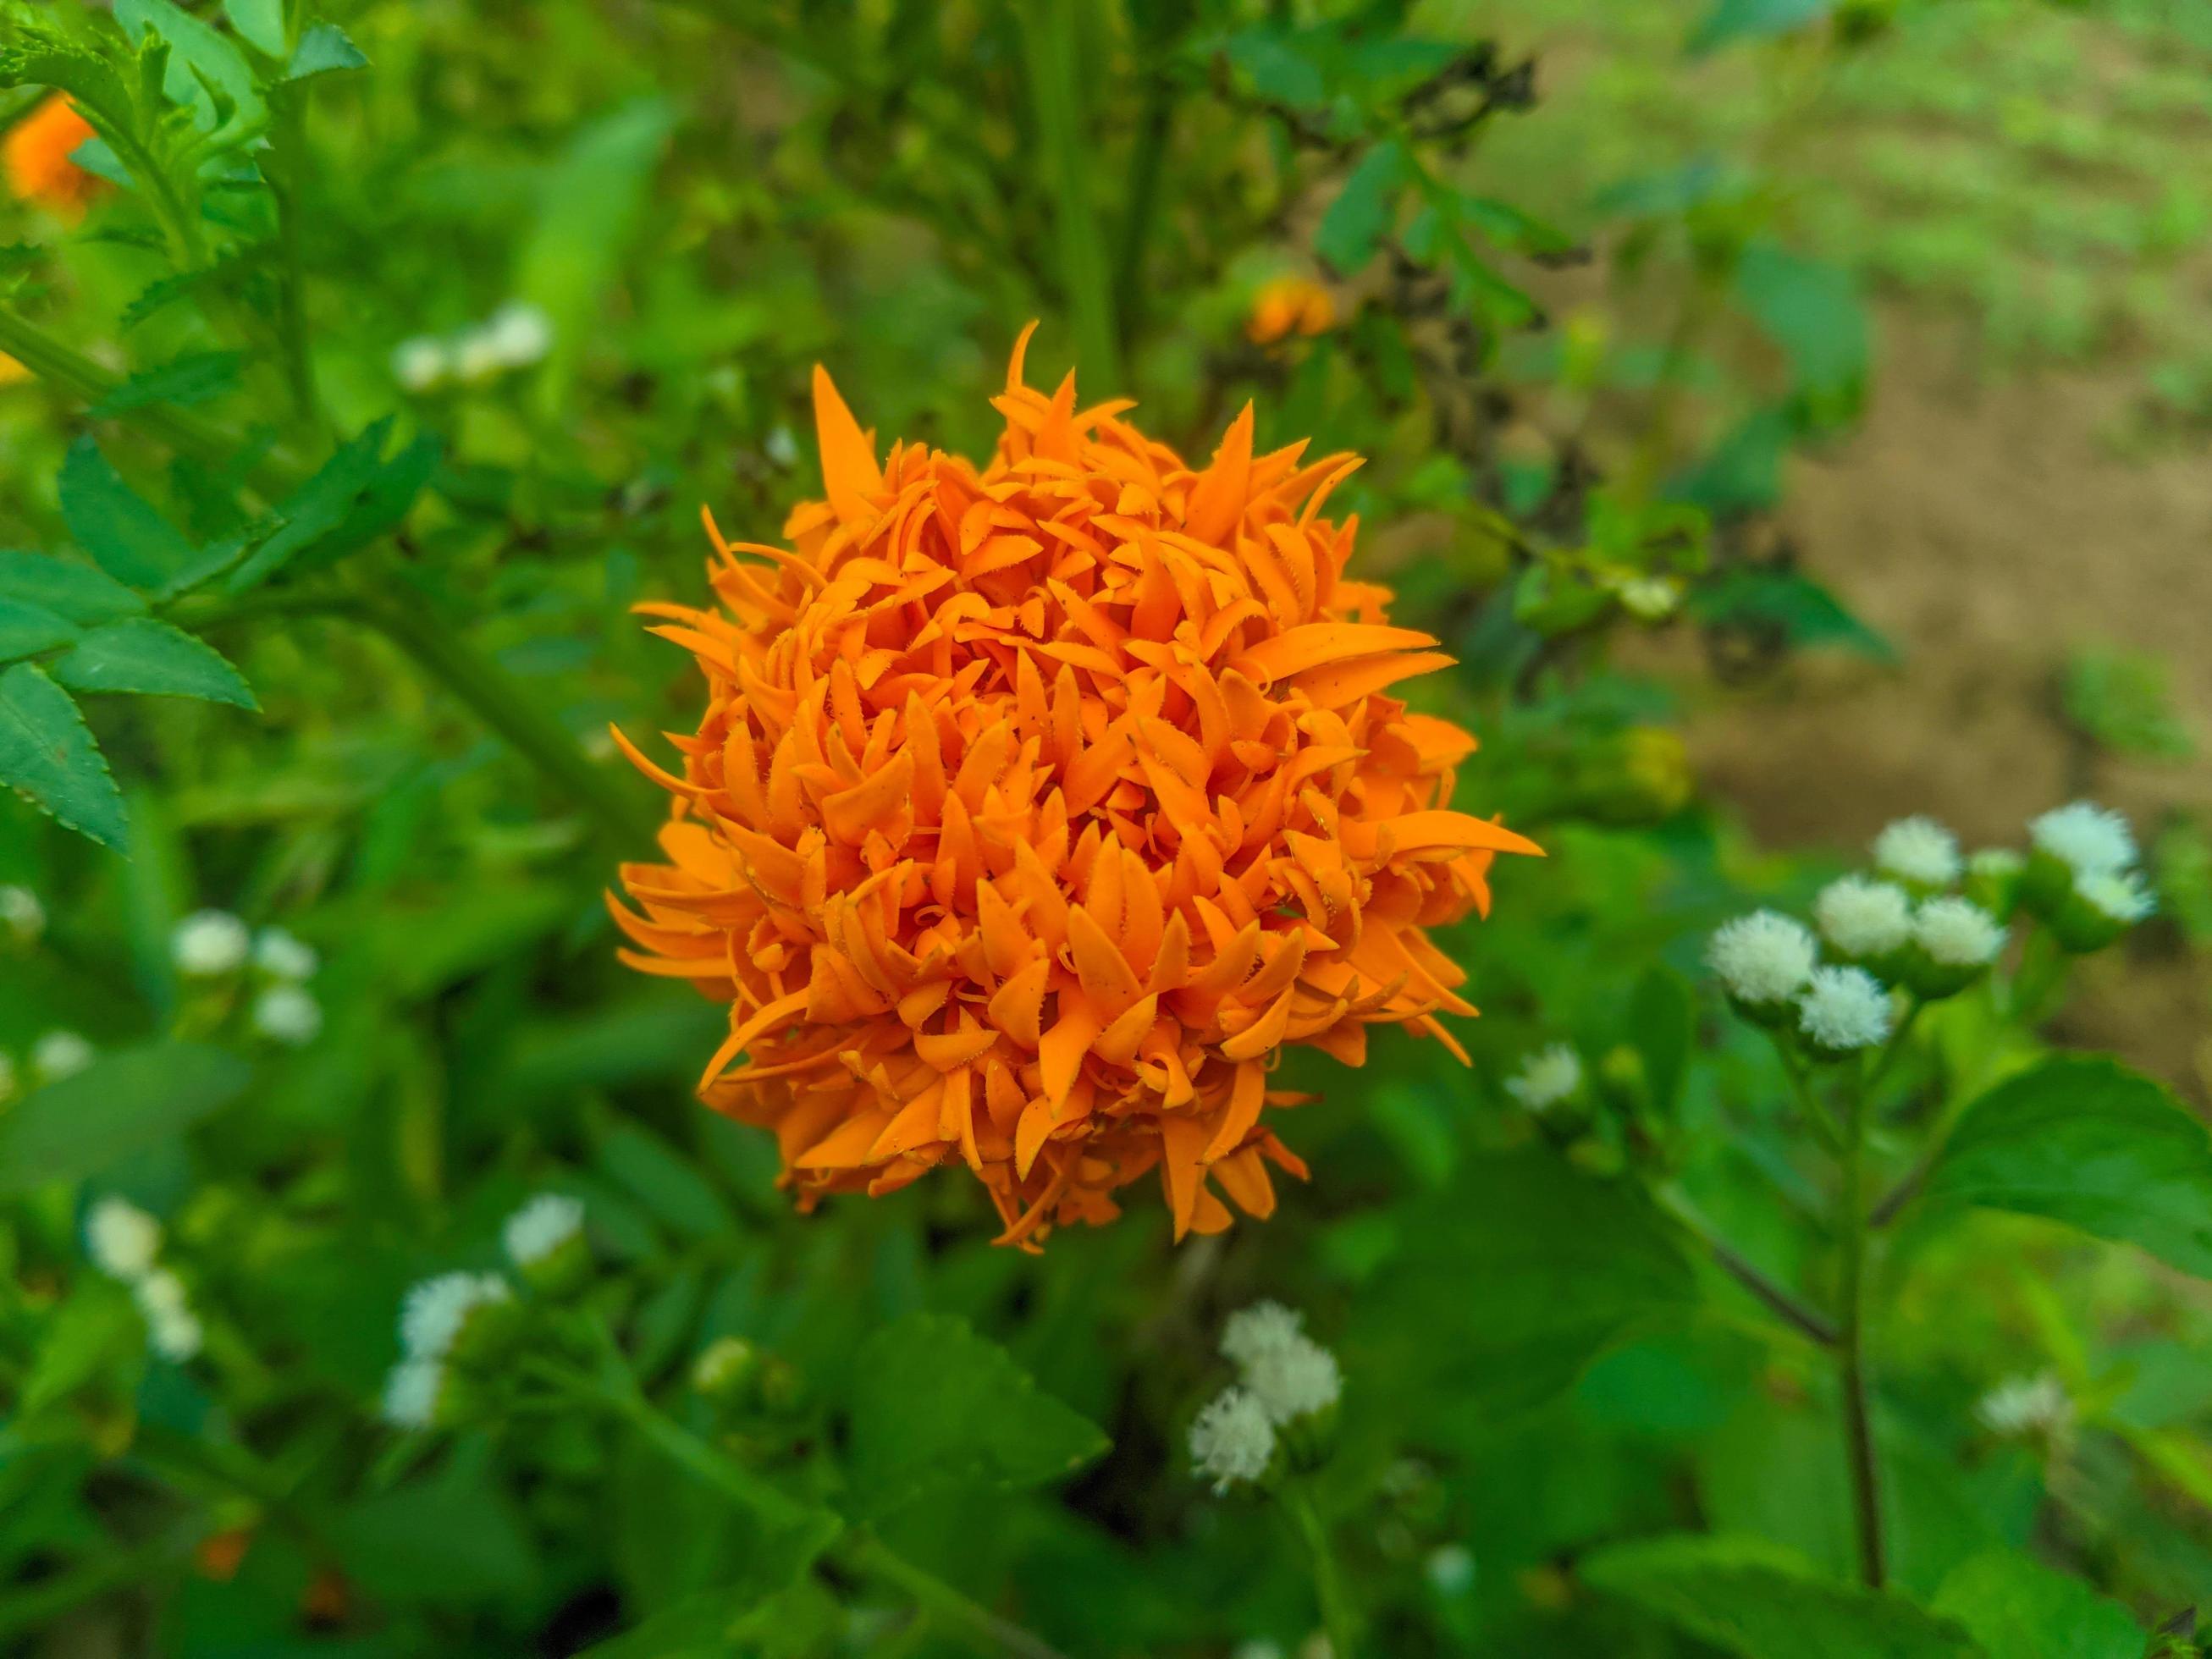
[1349, 1151, 1696, 1421]
[51, 618, 256, 708]
[1689, 0, 1834, 54]
[89, 350, 241, 419]
[0, 554, 148, 626]
[0, 598, 81, 663]
[1626, 963, 1696, 1116]
[59, 438, 195, 588]
[20, 1281, 144, 1417]
[2062, 646, 2195, 763]
[223, 0, 288, 57]
[1921, 1057, 2212, 1277]
[1929, 1550, 2141, 1659]
[0, 1043, 251, 1193]
[329, 1451, 542, 1607]
[1580, 1535, 1982, 1658]
[225, 418, 397, 593]
[287, 433, 439, 576]
[1689, 565, 1897, 662]
[286, 23, 367, 80]
[595, 1125, 733, 1242]
[114, 0, 262, 131]
[0, 661, 126, 847]
[1735, 242, 1868, 422]
[1316, 138, 1409, 276]
[845, 1313, 1109, 1518]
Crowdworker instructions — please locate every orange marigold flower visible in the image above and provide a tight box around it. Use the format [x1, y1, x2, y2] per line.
[1248, 276, 1336, 345]
[611, 325, 1540, 1248]
[3, 96, 102, 219]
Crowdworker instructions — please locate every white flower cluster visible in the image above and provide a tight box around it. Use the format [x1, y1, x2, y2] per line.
[384, 1270, 512, 1429]
[1976, 1372, 2075, 1441]
[174, 909, 251, 978]
[252, 924, 323, 1047]
[85, 1196, 201, 1361]
[1873, 815, 1961, 887]
[1814, 876, 1911, 959]
[1191, 1303, 1343, 1494]
[1797, 966, 1892, 1051]
[394, 301, 554, 393]
[1706, 911, 1817, 1007]
[2029, 802, 2136, 879]
[502, 1193, 585, 1267]
[1913, 896, 2005, 967]
[1503, 1043, 1582, 1113]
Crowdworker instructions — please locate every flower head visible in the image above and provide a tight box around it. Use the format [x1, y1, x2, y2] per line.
[2075, 869, 2154, 925]
[134, 1269, 202, 1361]
[611, 328, 1539, 1246]
[31, 1029, 93, 1083]
[1189, 1386, 1277, 1492]
[2030, 801, 2137, 878]
[1249, 276, 1335, 344]
[86, 1195, 162, 1281]
[173, 910, 250, 978]
[382, 1357, 444, 1430]
[0, 884, 43, 945]
[1913, 897, 2005, 967]
[399, 1271, 510, 1362]
[1503, 1043, 1582, 1112]
[1706, 911, 1816, 1007]
[253, 927, 318, 982]
[1242, 1333, 1342, 1424]
[1814, 876, 1912, 960]
[1873, 815, 1961, 888]
[1797, 966, 1892, 1052]
[1977, 1372, 2073, 1440]
[502, 1193, 586, 1267]
[252, 985, 323, 1046]
[1221, 1300, 1305, 1370]
[3, 97, 102, 218]
[393, 336, 450, 393]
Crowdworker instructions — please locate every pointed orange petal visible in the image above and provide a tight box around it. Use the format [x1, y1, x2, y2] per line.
[812, 363, 881, 524]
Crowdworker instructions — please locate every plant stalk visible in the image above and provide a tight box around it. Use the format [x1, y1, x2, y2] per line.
[1021, 0, 1120, 389]
[1657, 1186, 1837, 1347]
[1282, 1486, 1358, 1659]
[1836, 1067, 1886, 1589]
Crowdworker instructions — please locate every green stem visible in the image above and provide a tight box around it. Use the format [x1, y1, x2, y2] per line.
[265, 92, 328, 438]
[1110, 58, 1174, 351]
[1867, 995, 1923, 1091]
[843, 1533, 1074, 1659]
[1656, 1184, 1837, 1347]
[1021, 0, 1120, 390]
[1772, 1035, 1842, 1154]
[1282, 1486, 1358, 1659]
[1836, 1070, 1886, 1589]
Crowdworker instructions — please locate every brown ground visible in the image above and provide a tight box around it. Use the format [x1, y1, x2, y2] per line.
[1676, 307, 2212, 1090]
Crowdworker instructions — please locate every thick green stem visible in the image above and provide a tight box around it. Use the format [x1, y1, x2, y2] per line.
[1282, 1487, 1359, 1659]
[1021, 0, 1120, 390]
[1837, 1072, 1886, 1589]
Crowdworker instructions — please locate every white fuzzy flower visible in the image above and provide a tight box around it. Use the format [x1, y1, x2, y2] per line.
[0, 884, 42, 945]
[172, 909, 250, 978]
[502, 1193, 585, 1267]
[86, 1196, 162, 1281]
[453, 328, 507, 383]
[134, 1270, 201, 1361]
[1618, 576, 1679, 621]
[252, 927, 318, 982]
[1814, 876, 1912, 958]
[481, 301, 554, 370]
[1977, 1372, 2074, 1439]
[2030, 801, 2137, 878]
[1797, 966, 1892, 1051]
[1873, 816, 1961, 887]
[1189, 1386, 1277, 1493]
[1243, 1333, 1342, 1424]
[1707, 910, 1818, 1005]
[2075, 870, 2155, 925]
[392, 336, 450, 392]
[383, 1357, 444, 1429]
[399, 1271, 511, 1361]
[1914, 897, 2005, 967]
[764, 425, 799, 469]
[251, 985, 323, 1046]
[1221, 1301, 1305, 1370]
[1503, 1043, 1582, 1112]
[31, 1029, 94, 1083]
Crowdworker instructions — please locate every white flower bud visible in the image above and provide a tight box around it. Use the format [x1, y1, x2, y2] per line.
[1815, 876, 1912, 960]
[134, 1269, 202, 1361]
[392, 337, 450, 393]
[1873, 815, 1961, 888]
[252, 986, 323, 1046]
[31, 1029, 94, 1083]
[172, 910, 250, 978]
[0, 884, 43, 945]
[383, 1357, 445, 1429]
[502, 1193, 585, 1268]
[1913, 897, 2005, 967]
[1976, 1372, 2073, 1440]
[2029, 801, 2137, 878]
[1706, 911, 1817, 1008]
[1243, 1333, 1342, 1424]
[2075, 869, 2154, 925]
[399, 1271, 511, 1362]
[1189, 1386, 1277, 1493]
[481, 301, 554, 369]
[1503, 1043, 1582, 1112]
[252, 927, 317, 982]
[86, 1195, 162, 1281]
[1796, 966, 1892, 1053]
[1221, 1301, 1305, 1370]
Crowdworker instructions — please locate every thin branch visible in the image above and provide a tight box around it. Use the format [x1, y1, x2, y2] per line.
[1656, 1186, 1838, 1347]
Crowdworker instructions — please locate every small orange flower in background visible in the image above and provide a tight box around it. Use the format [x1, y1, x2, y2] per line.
[3, 96, 102, 219]
[611, 325, 1539, 1248]
[1248, 275, 1336, 345]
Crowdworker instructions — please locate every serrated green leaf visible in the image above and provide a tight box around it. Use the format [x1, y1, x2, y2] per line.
[0, 660, 126, 846]
[0, 551, 148, 626]
[223, 0, 288, 57]
[846, 1312, 1109, 1518]
[1580, 1534, 1982, 1658]
[1920, 1057, 2212, 1276]
[114, 0, 262, 131]
[1316, 138, 1408, 275]
[58, 438, 194, 588]
[1929, 1550, 2141, 1659]
[51, 618, 256, 708]
[287, 23, 368, 80]
[0, 597, 80, 662]
[89, 350, 241, 418]
[225, 417, 397, 593]
[287, 433, 439, 576]
[0, 1042, 251, 1192]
